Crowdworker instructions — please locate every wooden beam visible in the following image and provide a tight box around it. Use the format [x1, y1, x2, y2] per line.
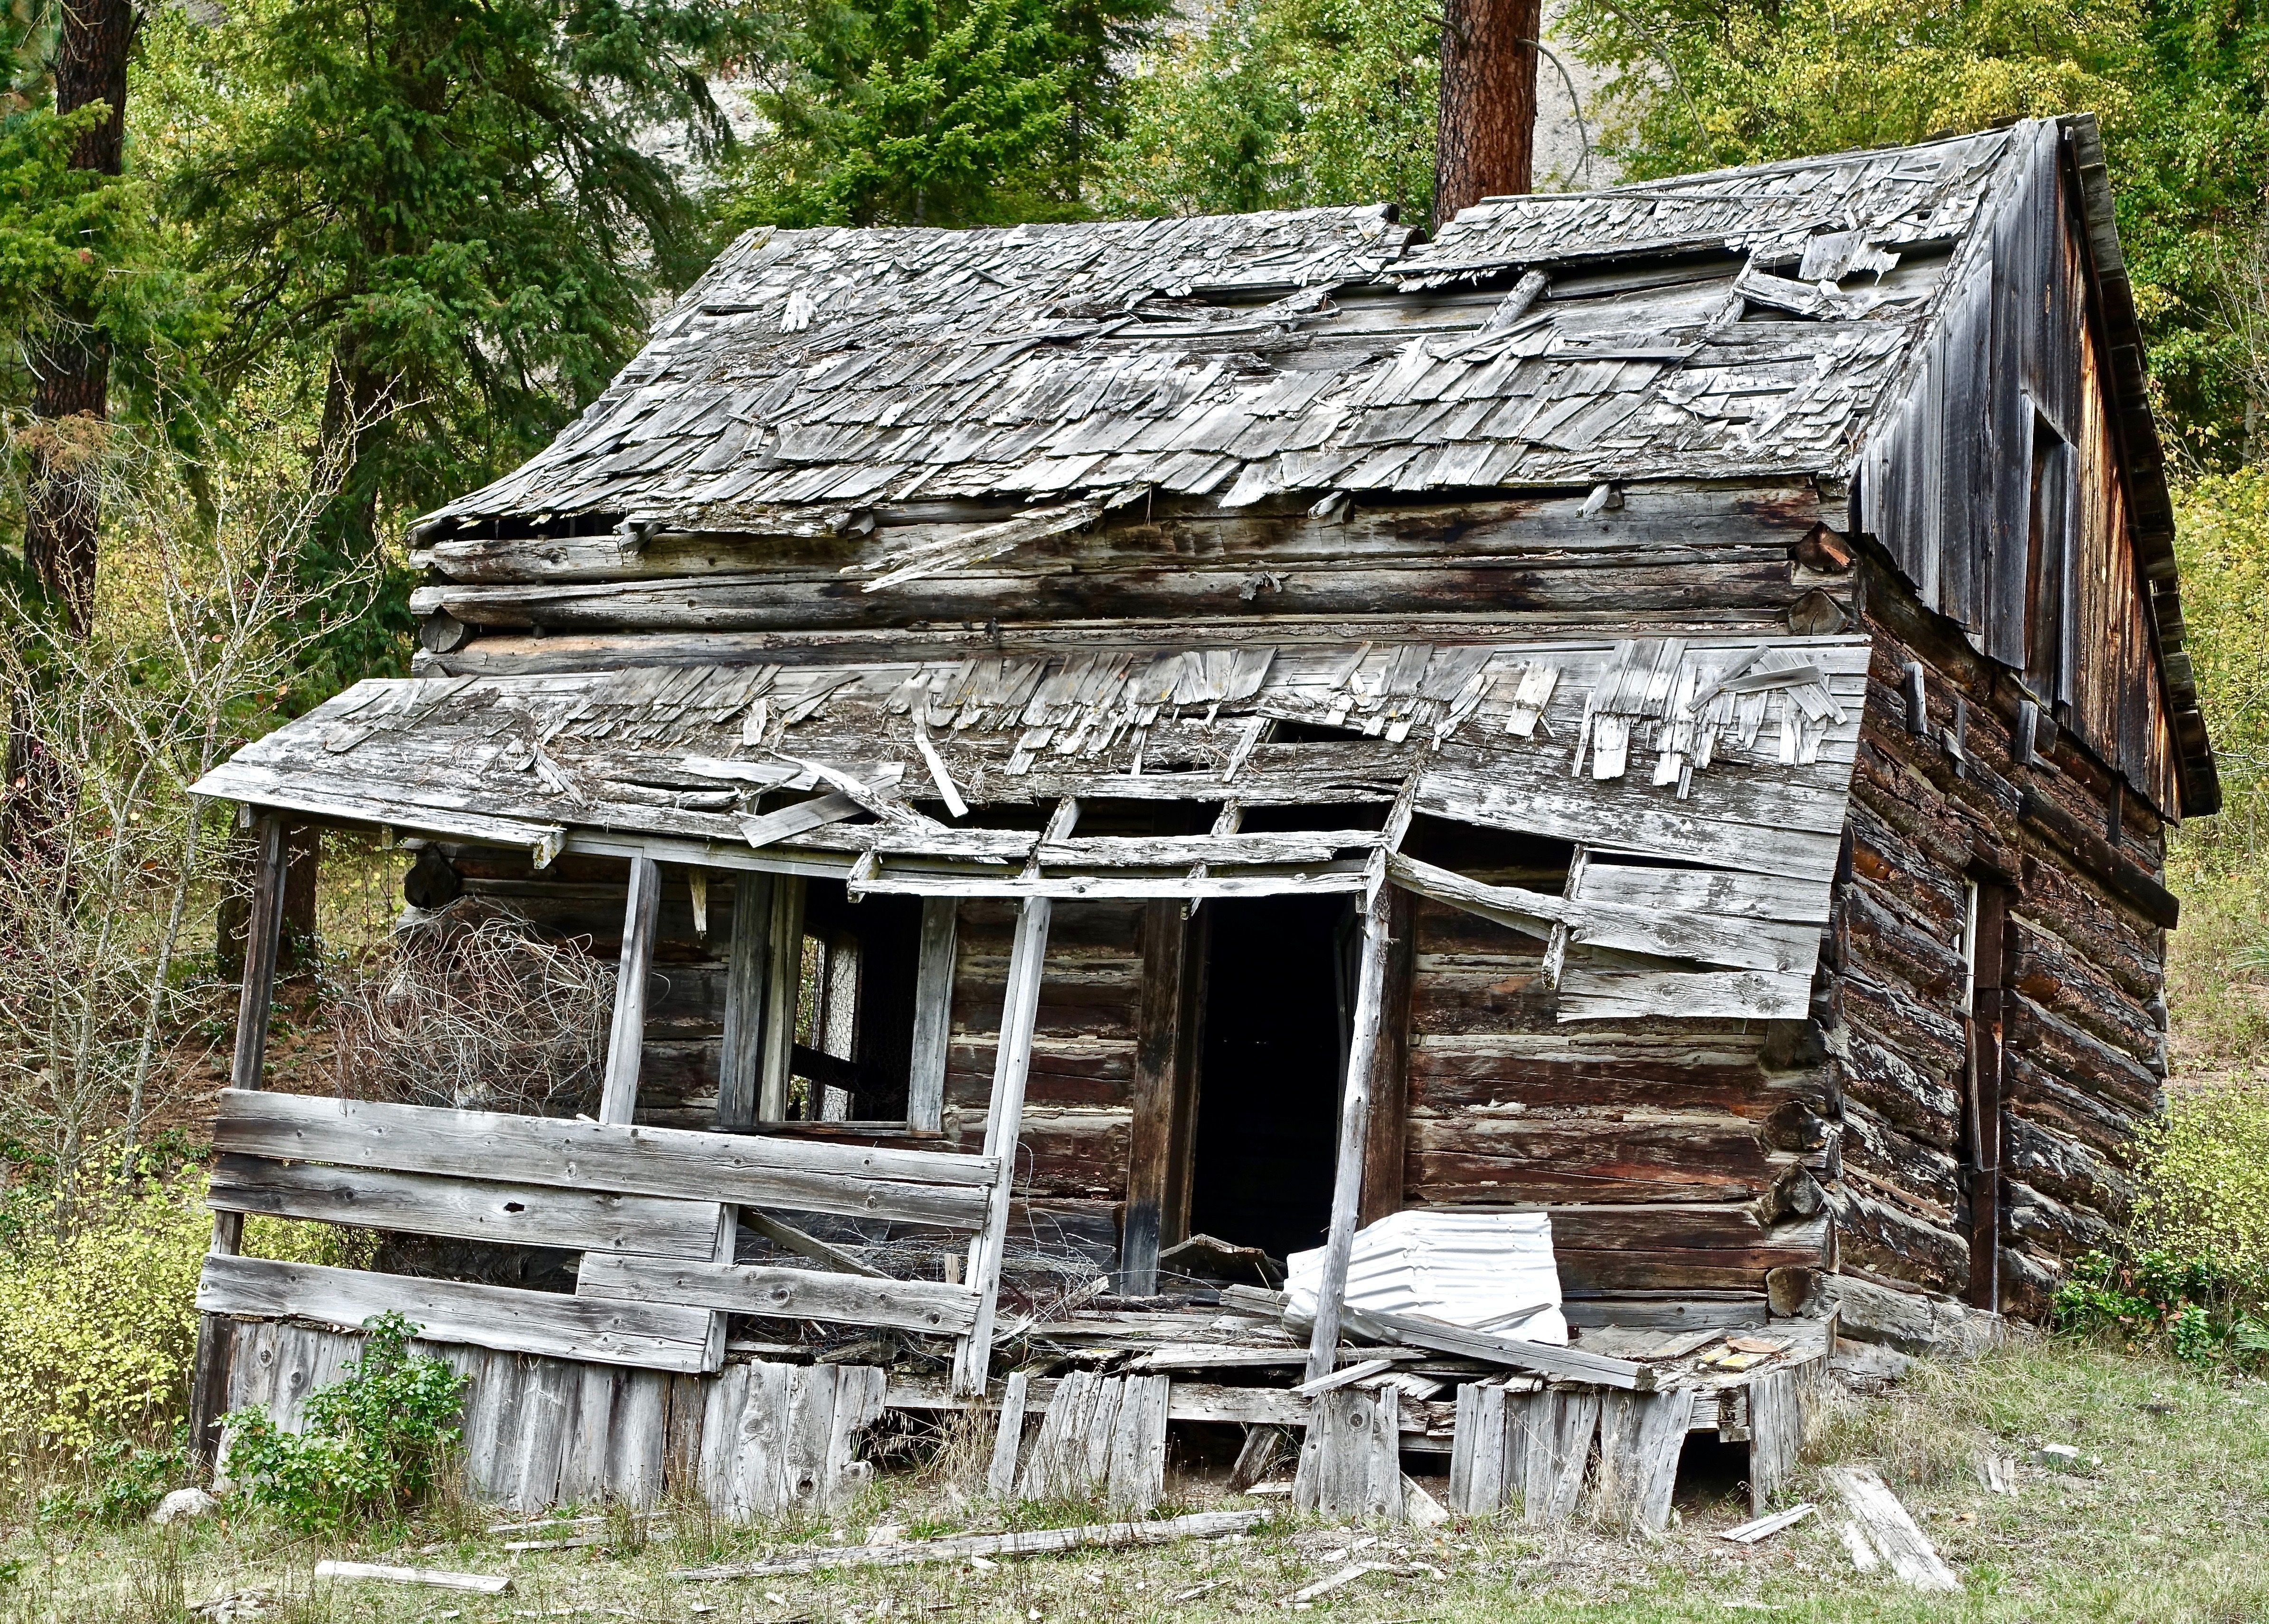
[577, 1254, 981, 1336]
[205, 1155, 725, 1259]
[759, 876, 806, 1121]
[1304, 878, 1393, 1384]
[228, 812, 289, 1093]
[717, 872, 774, 1130]
[1121, 898, 1194, 1296]
[907, 897, 957, 1133]
[954, 895, 1054, 1396]
[211, 1088, 999, 1227]
[191, 809, 288, 1471]
[741, 1209, 889, 1279]
[600, 855, 662, 1125]
[1359, 885, 1415, 1226]
[197, 1254, 719, 1372]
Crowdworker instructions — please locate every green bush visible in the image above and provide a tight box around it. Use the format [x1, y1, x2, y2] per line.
[222, 1312, 468, 1532]
[38, 1437, 188, 1525]
[2053, 1249, 2269, 1370]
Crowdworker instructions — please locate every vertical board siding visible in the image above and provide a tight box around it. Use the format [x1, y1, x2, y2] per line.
[219, 1321, 882, 1516]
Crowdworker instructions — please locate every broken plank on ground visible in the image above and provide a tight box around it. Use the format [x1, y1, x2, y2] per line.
[671, 1508, 1269, 1581]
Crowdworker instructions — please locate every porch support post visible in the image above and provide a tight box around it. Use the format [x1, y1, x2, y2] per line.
[953, 894, 1052, 1398]
[717, 871, 773, 1131]
[1304, 868, 1394, 1384]
[189, 809, 289, 1470]
[1121, 897, 1194, 1296]
[906, 896, 957, 1134]
[600, 855, 662, 1126]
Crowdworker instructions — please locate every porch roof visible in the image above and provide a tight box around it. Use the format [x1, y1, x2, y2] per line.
[194, 632, 1868, 1021]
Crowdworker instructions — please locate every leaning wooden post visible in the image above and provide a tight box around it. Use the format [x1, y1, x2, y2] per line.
[599, 855, 662, 1126]
[189, 809, 288, 1470]
[716, 870, 773, 1131]
[953, 895, 1053, 1397]
[1304, 864, 1394, 1384]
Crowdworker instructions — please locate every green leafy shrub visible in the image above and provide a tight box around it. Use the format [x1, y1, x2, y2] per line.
[2053, 1248, 2269, 1370]
[37, 1437, 188, 1525]
[223, 1312, 468, 1532]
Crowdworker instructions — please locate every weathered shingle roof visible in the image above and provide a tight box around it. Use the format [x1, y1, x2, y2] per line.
[422, 131, 2031, 535]
[192, 631, 1871, 1023]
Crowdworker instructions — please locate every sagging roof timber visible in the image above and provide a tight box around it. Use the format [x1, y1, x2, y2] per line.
[192, 632, 1869, 1024]
[406, 115, 2212, 819]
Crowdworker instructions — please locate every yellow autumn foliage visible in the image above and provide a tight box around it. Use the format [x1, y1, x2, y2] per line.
[0, 1170, 346, 1457]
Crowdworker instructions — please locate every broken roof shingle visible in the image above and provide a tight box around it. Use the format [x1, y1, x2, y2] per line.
[419, 130, 2034, 536]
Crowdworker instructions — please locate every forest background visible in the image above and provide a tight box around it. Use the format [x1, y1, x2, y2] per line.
[1, 0, 2269, 1463]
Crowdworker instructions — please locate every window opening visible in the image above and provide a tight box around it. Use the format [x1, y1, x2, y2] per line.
[2024, 411, 2073, 709]
[768, 880, 922, 1124]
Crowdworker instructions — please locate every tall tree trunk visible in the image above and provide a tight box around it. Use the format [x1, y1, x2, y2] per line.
[23, 0, 137, 637]
[1434, 0, 1541, 228]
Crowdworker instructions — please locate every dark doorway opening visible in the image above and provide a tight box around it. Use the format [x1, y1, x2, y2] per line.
[1185, 893, 1354, 1263]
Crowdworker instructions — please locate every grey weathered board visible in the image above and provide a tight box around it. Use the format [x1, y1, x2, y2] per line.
[1524, 1388, 1602, 1525]
[206, 1155, 725, 1260]
[577, 1253, 981, 1336]
[211, 1088, 998, 1227]
[1014, 1369, 1171, 1512]
[218, 1320, 887, 1516]
[198, 1255, 720, 1372]
[1294, 1387, 1403, 1520]
[1596, 1387, 1691, 1532]
[1447, 1381, 1528, 1515]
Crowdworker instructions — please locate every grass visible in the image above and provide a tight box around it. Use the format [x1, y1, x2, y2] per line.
[6, 1338, 2269, 1624]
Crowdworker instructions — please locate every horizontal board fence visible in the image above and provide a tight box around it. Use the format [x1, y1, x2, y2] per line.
[201, 1088, 1002, 1375]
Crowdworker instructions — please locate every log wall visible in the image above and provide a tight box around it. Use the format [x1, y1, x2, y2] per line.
[1830, 548, 2166, 1315]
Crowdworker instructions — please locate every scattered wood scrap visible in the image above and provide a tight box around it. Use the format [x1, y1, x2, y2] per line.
[671, 1508, 1268, 1581]
[1823, 1466, 1959, 1592]
[1720, 1502, 1816, 1544]
[311, 1562, 510, 1594]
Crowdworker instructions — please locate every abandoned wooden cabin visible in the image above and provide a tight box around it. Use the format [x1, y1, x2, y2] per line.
[187, 114, 2214, 1523]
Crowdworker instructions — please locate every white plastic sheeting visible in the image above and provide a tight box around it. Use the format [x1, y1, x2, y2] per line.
[1284, 1209, 1569, 1346]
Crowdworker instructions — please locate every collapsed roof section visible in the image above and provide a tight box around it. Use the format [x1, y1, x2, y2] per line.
[194, 633, 1868, 1023]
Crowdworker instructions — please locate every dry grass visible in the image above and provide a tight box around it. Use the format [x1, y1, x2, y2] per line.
[6, 1338, 2269, 1623]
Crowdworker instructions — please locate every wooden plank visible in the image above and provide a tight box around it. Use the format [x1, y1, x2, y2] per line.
[1121, 898, 1191, 1296]
[601, 854, 662, 1125]
[1523, 1388, 1600, 1525]
[1747, 1367, 1802, 1515]
[1388, 850, 1560, 940]
[853, 867, 1371, 900]
[211, 1089, 999, 1227]
[206, 1155, 725, 1259]
[1576, 861, 1832, 923]
[759, 876, 806, 1121]
[1294, 1387, 1403, 1520]
[312, 1562, 508, 1594]
[231, 813, 289, 1092]
[824, 1364, 887, 1508]
[671, 1508, 1269, 1581]
[1448, 1381, 1524, 1514]
[1555, 966, 1813, 1022]
[987, 1369, 1031, 1496]
[908, 897, 958, 1133]
[740, 792, 865, 850]
[1597, 1388, 1689, 1532]
[1305, 879, 1394, 1384]
[955, 895, 1054, 1396]
[1823, 1465, 1960, 1591]
[718, 872, 773, 1130]
[741, 1209, 889, 1278]
[576, 1254, 981, 1336]
[1036, 831, 1380, 867]
[1018, 1368, 1097, 1501]
[195, 1255, 721, 1372]
[194, 812, 290, 1470]
[1106, 1374, 1171, 1512]
[1357, 1307, 1654, 1390]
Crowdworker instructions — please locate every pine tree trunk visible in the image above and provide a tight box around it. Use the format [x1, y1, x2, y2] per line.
[1434, 0, 1541, 228]
[23, 0, 136, 637]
